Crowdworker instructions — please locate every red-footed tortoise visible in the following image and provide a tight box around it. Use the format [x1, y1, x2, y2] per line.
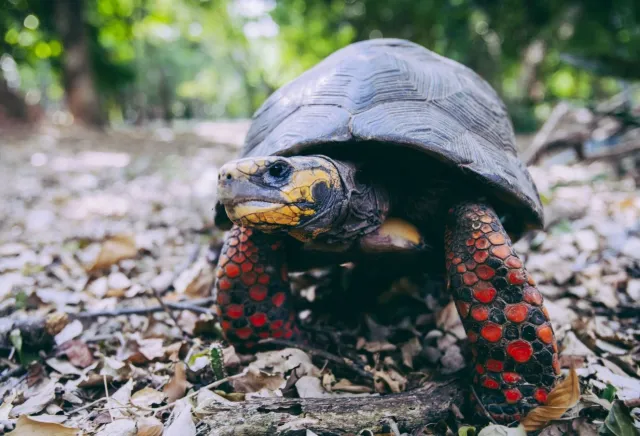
[213, 38, 559, 424]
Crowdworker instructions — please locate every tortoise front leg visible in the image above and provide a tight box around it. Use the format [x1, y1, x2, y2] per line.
[215, 225, 300, 350]
[445, 203, 560, 424]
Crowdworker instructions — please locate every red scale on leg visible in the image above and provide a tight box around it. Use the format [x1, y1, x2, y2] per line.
[471, 305, 489, 321]
[473, 250, 489, 263]
[473, 282, 496, 303]
[226, 304, 244, 319]
[218, 278, 232, 291]
[502, 372, 521, 383]
[507, 340, 533, 363]
[241, 271, 257, 286]
[249, 285, 267, 301]
[482, 376, 500, 389]
[445, 203, 560, 425]
[505, 256, 522, 268]
[217, 292, 230, 305]
[463, 272, 478, 286]
[476, 265, 495, 280]
[508, 270, 526, 285]
[505, 304, 528, 323]
[475, 238, 490, 249]
[272, 292, 286, 307]
[235, 327, 253, 340]
[504, 388, 522, 403]
[490, 244, 511, 259]
[523, 286, 543, 305]
[534, 388, 548, 403]
[480, 323, 502, 342]
[537, 325, 554, 344]
[486, 359, 504, 372]
[249, 312, 268, 327]
[225, 263, 240, 278]
[456, 301, 471, 318]
[232, 253, 246, 263]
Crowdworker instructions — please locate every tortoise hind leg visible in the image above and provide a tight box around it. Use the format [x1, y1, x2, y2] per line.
[445, 203, 560, 424]
[214, 225, 300, 350]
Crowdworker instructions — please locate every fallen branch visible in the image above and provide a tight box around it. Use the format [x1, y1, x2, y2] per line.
[523, 102, 572, 165]
[199, 380, 465, 435]
[0, 298, 216, 351]
[581, 139, 640, 162]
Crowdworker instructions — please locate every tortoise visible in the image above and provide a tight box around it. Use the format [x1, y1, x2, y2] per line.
[212, 38, 560, 424]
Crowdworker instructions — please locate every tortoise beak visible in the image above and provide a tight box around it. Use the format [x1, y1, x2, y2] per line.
[217, 163, 289, 223]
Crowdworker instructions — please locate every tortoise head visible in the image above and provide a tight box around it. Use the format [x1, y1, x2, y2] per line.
[216, 155, 345, 239]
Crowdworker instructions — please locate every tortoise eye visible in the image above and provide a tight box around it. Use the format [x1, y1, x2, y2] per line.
[268, 162, 288, 178]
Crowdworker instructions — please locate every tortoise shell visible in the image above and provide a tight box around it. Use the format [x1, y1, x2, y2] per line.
[240, 38, 543, 234]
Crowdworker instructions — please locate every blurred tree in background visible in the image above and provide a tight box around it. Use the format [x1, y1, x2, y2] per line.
[0, 0, 638, 131]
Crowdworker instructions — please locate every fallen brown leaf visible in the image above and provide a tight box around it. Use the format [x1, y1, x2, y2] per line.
[521, 366, 580, 431]
[7, 415, 79, 436]
[58, 340, 94, 368]
[163, 362, 189, 402]
[230, 367, 285, 393]
[130, 387, 166, 408]
[87, 233, 137, 273]
[136, 416, 163, 436]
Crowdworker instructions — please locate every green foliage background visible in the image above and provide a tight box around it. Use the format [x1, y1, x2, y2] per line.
[1, 0, 639, 131]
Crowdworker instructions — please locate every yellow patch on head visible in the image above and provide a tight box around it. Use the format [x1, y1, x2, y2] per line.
[281, 165, 340, 204]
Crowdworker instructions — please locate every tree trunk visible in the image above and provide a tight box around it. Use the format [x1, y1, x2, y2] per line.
[54, 0, 105, 127]
[0, 78, 29, 123]
[199, 380, 465, 435]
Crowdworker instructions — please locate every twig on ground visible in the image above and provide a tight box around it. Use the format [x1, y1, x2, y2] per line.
[522, 102, 571, 165]
[0, 366, 25, 385]
[259, 338, 374, 380]
[151, 285, 189, 337]
[68, 397, 108, 415]
[74, 297, 216, 320]
[103, 375, 113, 423]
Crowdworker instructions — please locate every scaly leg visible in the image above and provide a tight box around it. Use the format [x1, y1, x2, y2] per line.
[445, 203, 560, 424]
[214, 225, 300, 350]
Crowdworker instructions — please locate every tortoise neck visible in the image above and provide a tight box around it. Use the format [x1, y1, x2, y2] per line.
[314, 157, 389, 244]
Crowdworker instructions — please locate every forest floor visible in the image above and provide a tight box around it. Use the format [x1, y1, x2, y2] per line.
[0, 124, 638, 435]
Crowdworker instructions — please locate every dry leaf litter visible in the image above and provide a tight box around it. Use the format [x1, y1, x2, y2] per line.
[0, 125, 638, 435]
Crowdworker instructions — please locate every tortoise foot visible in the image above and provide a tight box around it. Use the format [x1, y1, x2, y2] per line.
[214, 225, 301, 351]
[445, 202, 560, 424]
